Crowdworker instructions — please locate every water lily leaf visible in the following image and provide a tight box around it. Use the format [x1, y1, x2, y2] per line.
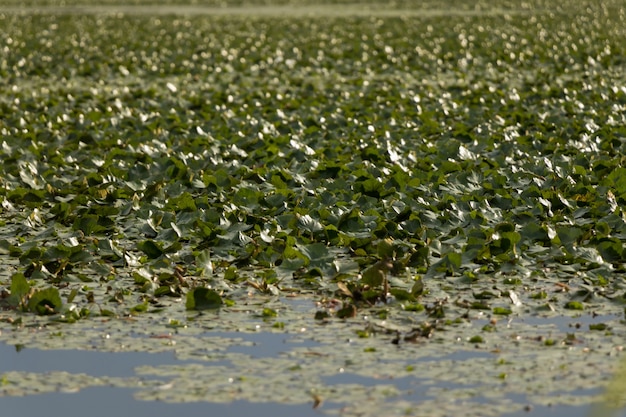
[130, 302, 149, 314]
[336, 303, 357, 318]
[389, 288, 415, 302]
[520, 222, 549, 242]
[377, 238, 395, 259]
[8, 188, 45, 207]
[137, 240, 164, 259]
[19, 246, 43, 263]
[296, 242, 332, 268]
[163, 240, 183, 254]
[236, 231, 254, 246]
[492, 307, 512, 315]
[361, 260, 390, 287]
[337, 208, 365, 233]
[69, 247, 95, 263]
[166, 192, 197, 212]
[411, 278, 425, 297]
[28, 287, 62, 315]
[0, 239, 21, 257]
[605, 167, 626, 197]
[19, 163, 43, 189]
[66, 288, 78, 304]
[196, 249, 213, 277]
[407, 244, 429, 267]
[9, 273, 30, 306]
[73, 214, 106, 235]
[432, 252, 462, 274]
[42, 245, 73, 262]
[186, 288, 222, 310]
[556, 226, 584, 252]
[596, 238, 623, 263]
[297, 214, 323, 234]
[354, 178, 383, 198]
[565, 301, 585, 310]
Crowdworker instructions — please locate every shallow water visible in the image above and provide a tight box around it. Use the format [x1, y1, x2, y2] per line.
[1, 327, 623, 417]
[0, 338, 329, 417]
[0, 386, 325, 417]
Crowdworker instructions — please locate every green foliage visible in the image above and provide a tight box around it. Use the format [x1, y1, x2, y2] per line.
[9, 274, 31, 306]
[8, 274, 62, 315]
[27, 288, 63, 315]
[361, 261, 388, 287]
[137, 240, 164, 259]
[196, 250, 213, 277]
[565, 301, 585, 311]
[0, 6, 625, 413]
[185, 288, 222, 311]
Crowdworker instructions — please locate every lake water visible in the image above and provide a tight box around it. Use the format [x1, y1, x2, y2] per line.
[0, 337, 327, 417]
[1, 325, 623, 417]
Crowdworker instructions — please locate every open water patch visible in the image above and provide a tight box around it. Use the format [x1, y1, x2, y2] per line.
[0, 386, 325, 417]
[226, 332, 322, 358]
[514, 313, 623, 333]
[0, 342, 188, 378]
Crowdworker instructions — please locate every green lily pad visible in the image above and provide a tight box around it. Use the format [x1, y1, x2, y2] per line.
[28, 287, 63, 315]
[186, 288, 222, 311]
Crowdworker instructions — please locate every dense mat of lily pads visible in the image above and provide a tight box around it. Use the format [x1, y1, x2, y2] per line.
[1, 1, 626, 415]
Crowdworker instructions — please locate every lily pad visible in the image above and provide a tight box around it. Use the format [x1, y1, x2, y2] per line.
[186, 288, 223, 311]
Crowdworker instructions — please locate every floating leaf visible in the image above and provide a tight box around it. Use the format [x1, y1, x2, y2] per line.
[411, 278, 425, 297]
[361, 260, 391, 287]
[196, 249, 213, 277]
[336, 304, 357, 319]
[492, 307, 512, 315]
[27, 287, 62, 315]
[186, 288, 222, 311]
[596, 238, 623, 263]
[297, 214, 324, 235]
[565, 301, 584, 310]
[137, 240, 164, 259]
[377, 238, 395, 259]
[73, 214, 106, 235]
[9, 273, 30, 307]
